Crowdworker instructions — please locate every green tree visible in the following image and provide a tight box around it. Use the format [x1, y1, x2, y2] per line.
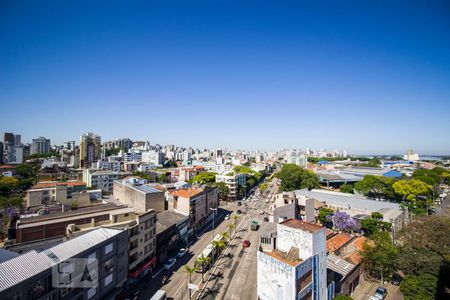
[360, 218, 380, 237]
[197, 255, 211, 283]
[334, 295, 353, 300]
[354, 175, 396, 200]
[164, 159, 177, 168]
[360, 232, 398, 284]
[227, 223, 234, 238]
[367, 158, 381, 167]
[0, 177, 19, 195]
[400, 274, 438, 300]
[189, 172, 217, 184]
[157, 173, 169, 183]
[318, 208, 334, 226]
[393, 179, 432, 214]
[275, 164, 319, 192]
[211, 182, 229, 201]
[340, 184, 354, 194]
[182, 264, 197, 298]
[259, 182, 268, 192]
[15, 163, 36, 178]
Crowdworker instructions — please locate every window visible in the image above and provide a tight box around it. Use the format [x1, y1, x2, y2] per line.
[104, 258, 114, 273]
[104, 242, 113, 255]
[87, 287, 96, 299]
[104, 273, 113, 287]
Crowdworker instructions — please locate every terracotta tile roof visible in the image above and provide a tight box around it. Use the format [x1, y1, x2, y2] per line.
[263, 249, 302, 267]
[326, 233, 354, 253]
[0, 165, 16, 169]
[353, 236, 368, 251]
[169, 188, 203, 198]
[280, 219, 324, 233]
[33, 181, 86, 189]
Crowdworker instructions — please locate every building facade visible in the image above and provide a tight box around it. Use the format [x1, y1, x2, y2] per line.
[257, 219, 327, 300]
[80, 133, 102, 168]
[31, 136, 51, 155]
[0, 227, 129, 300]
[167, 186, 218, 231]
[113, 178, 165, 213]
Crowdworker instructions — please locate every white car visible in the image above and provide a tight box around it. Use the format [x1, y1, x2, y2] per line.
[224, 214, 230, 220]
[177, 248, 187, 258]
[163, 258, 177, 270]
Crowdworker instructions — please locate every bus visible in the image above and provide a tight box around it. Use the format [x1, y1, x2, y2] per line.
[150, 290, 166, 300]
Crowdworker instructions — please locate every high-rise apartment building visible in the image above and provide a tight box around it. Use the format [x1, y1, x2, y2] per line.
[3, 132, 23, 163]
[31, 136, 51, 154]
[80, 133, 101, 168]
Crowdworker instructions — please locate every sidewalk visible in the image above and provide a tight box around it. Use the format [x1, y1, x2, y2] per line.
[351, 279, 403, 300]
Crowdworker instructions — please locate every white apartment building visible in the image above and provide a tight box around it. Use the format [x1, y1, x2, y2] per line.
[82, 169, 119, 192]
[123, 150, 142, 162]
[215, 172, 246, 201]
[141, 150, 165, 166]
[404, 149, 420, 162]
[257, 219, 327, 300]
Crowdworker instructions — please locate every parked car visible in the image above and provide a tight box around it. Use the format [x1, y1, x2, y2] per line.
[177, 248, 187, 258]
[374, 286, 387, 299]
[391, 275, 401, 286]
[243, 240, 251, 248]
[263, 217, 269, 222]
[236, 209, 242, 214]
[237, 201, 242, 206]
[163, 258, 177, 270]
[224, 214, 230, 220]
[259, 210, 264, 215]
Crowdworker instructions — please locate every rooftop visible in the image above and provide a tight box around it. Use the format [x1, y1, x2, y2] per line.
[169, 187, 203, 198]
[263, 248, 302, 267]
[326, 233, 354, 253]
[295, 189, 401, 214]
[157, 210, 189, 231]
[32, 181, 86, 189]
[280, 219, 324, 233]
[0, 227, 123, 292]
[327, 253, 356, 277]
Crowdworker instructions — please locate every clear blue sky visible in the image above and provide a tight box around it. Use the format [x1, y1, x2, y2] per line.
[1, 1, 449, 155]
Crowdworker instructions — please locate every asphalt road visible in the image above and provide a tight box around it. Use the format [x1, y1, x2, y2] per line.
[131, 178, 278, 300]
[197, 179, 279, 300]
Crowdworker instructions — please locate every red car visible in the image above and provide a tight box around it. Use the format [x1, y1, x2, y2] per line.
[243, 240, 251, 248]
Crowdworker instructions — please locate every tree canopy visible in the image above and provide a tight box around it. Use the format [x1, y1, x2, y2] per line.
[354, 175, 396, 200]
[189, 172, 217, 184]
[398, 216, 450, 299]
[360, 232, 398, 283]
[275, 164, 319, 192]
[393, 179, 432, 214]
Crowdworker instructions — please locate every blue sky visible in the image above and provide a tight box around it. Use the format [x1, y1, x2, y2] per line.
[1, 1, 449, 154]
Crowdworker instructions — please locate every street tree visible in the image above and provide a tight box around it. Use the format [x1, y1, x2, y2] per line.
[227, 223, 234, 237]
[339, 183, 354, 194]
[183, 264, 197, 298]
[197, 255, 211, 283]
[360, 232, 398, 284]
[393, 179, 432, 214]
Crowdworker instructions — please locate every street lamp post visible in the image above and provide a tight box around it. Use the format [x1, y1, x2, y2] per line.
[210, 206, 218, 264]
[210, 207, 218, 241]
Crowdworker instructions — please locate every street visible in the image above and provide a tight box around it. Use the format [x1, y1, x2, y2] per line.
[131, 178, 279, 300]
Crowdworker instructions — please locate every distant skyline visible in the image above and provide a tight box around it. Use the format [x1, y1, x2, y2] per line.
[1, 1, 450, 154]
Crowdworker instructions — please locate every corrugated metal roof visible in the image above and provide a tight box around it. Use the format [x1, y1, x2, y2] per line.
[49, 227, 123, 261]
[327, 253, 356, 277]
[0, 250, 54, 291]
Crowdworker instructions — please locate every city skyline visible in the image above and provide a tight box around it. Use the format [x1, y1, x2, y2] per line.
[1, 1, 450, 154]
